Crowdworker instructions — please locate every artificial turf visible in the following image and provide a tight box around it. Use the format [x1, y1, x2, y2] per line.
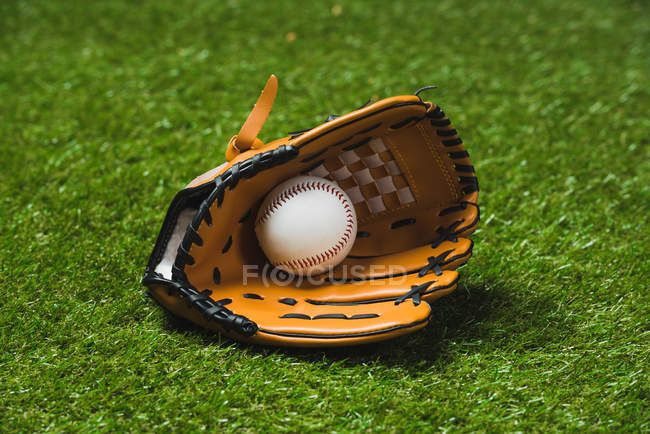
[0, 0, 648, 431]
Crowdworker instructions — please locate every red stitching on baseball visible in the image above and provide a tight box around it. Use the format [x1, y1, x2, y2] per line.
[260, 179, 356, 273]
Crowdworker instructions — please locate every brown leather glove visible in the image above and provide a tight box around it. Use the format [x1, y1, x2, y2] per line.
[142, 75, 479, 347]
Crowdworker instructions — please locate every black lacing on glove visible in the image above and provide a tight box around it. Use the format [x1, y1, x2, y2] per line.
[394, 281, 435, 306]
[430, 220, 463, 249]
[418, 249, 453, 278]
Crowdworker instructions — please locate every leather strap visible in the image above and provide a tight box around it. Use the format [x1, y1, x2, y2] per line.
[226, 75, 278, 161]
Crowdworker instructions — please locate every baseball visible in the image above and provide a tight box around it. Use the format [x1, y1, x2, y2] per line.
[255, 175, 357, 276]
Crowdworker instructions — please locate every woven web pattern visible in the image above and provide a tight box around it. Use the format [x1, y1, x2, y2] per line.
[309, 138, 415, 220]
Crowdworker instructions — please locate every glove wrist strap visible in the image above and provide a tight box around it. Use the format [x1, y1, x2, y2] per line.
[226, 74, 278, 161]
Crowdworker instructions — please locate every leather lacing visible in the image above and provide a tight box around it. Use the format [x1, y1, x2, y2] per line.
[426, 106, 479, 195]
[144, 274, 257, 335]
[143, 145, 299, 336]
[394, 102, 478, 305]
[394, 214, 478, 305]
[418, 249, 454, 278]
[393, 243, 461, 306]
[395, 281, 435, 306]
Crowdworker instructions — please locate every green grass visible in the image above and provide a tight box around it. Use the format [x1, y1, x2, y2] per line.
[1, 0, 648, 431]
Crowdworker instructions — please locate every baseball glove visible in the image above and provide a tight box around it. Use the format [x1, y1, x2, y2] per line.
[142, 75, 479, 347]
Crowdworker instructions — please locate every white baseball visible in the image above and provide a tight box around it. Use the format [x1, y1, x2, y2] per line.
[255, 176, 357, 276]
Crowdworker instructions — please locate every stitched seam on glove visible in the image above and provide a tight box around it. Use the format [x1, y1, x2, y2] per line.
[416, 122, 457, 200]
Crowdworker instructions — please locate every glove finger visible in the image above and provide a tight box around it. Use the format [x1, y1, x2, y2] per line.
[219, 270, 458, 306]
[232, 295, 432, 346]
[219, 271, 456, 343]
[325, 236, 473, 281]
[147, 282, 432, 347]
